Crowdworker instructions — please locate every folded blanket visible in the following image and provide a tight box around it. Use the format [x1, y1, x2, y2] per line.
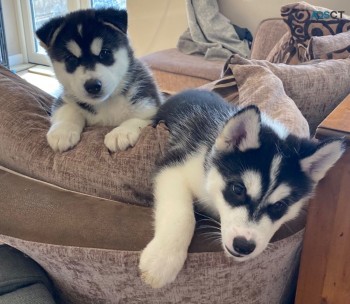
[177, 0, 251, 60]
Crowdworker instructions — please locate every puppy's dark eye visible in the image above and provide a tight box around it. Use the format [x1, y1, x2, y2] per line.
[99, 49, 113, 62]
[65, 55, 79, 72]
[232, 183, 245, 196]
[267, 201, 288, 220]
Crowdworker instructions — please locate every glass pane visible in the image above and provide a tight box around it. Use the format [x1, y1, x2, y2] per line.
[92, 0, 126, 10]
[0, 1, 9, 67]
[30, 0, 69, 54]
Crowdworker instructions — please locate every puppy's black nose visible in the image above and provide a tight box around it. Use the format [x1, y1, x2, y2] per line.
[84, 79, 102, 94]
[233, 237, 256, 255]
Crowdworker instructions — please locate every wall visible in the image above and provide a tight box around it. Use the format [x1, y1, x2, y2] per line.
[127, 0, 188, 57]
[218, 0, 350, 35]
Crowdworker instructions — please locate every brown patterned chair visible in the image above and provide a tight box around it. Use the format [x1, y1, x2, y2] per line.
[0, 16, 349, 303]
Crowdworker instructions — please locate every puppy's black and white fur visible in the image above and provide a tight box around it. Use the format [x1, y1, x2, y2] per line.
[139, 90, 345, 288]
[36, 8, 162, 152]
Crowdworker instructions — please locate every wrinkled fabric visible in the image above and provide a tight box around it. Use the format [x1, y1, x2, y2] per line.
[215, 55, 350, 134]
[177, 0, 250, 60]
[0, 233, 303, 304]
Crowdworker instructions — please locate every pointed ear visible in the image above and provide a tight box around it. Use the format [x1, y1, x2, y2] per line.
[215, 105, 261, 152]
[300, 139, 345, 182]
[36, 16, 65, 49]
[96, 8, 128, 34]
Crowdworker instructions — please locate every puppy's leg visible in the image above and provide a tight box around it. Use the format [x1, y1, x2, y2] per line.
[139, 166, 196, 288]
[47, 103, 85, 152]
[104, 118, 151, 151]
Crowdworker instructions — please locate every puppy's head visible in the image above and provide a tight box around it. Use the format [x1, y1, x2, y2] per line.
[205, 105, 345, 261]
[36, 8, 131, 104]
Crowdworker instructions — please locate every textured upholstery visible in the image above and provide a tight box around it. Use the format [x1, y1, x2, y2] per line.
[0, 157, 306, 303]
[0, 65, 168, 207]
[141, 48, 225, 93]
[250, 18, 289, 60]
[142, 49, 225, 81]
[226, 56, 350, 134]
[305, 31, 350, 60]
[0, 233, 303, 304]
[0, 166, 305, 252]
[225, 56, 310, 137]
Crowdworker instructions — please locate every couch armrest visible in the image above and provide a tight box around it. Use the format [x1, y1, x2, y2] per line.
[251, 18, 288, 60]
[315, 93, 350, 142]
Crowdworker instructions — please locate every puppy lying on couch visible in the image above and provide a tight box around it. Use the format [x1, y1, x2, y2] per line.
[139, 90, 344, 288]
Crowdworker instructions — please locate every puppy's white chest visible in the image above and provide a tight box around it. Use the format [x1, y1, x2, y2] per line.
[85, 95, 134, 127]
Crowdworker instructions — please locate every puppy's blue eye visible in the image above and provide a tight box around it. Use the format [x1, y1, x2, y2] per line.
[65, 56, 79, 72]
[99, 49, 112, 61]
[267, 201, 287, 220]
[232, 184, 245, 196]
[271, 201, 285, 211]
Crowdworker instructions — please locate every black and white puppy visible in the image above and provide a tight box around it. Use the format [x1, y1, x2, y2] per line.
[139, 90, 345, 288]
[36, 8, 162, 152]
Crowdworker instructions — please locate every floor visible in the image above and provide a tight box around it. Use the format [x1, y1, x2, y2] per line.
[17, 65, 61, 98]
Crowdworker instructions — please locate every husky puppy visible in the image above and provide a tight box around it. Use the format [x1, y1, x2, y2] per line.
[139, 90, 345, 288]
[36, 8, 162, 152]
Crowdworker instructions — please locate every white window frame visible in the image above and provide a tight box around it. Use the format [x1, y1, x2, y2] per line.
[15, 0, 93, 66]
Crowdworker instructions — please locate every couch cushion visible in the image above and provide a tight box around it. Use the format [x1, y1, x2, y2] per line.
[304, 30, 350, 60]
[0, 65, 168, 207]
[222, 55, 350, 134]
[0, 166, 305, 251]
[250, 18, 289, 60]
[0, 231, 303, 304]
[0, 166, 306, 303]
[266, 32, 294, 63]
[210, 55, 310, 138]
[141, 48, 225, 81]
[232, 62, 310, 138]
[268, 1, 350, 64]
[145, 69, 211, 94]
[141, 48, 226, 93]
[0, 61, 307, 304]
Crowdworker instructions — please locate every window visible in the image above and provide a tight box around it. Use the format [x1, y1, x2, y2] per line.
[92, 0, 126, 9]
[0, 1, 9, 67]
[17, 0, 126, 66]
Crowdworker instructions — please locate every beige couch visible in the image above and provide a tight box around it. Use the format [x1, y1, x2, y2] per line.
[141, 18, 288, 93]
[0, 13, 349, 303]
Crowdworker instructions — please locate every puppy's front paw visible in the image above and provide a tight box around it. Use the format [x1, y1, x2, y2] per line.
[47, 123, 81, 152]
[104, 125, 141, 152]
[139, 239, 187, 288]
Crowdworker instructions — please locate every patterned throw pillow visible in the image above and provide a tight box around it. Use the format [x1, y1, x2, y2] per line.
[266, 32, 295, 63]
[267, 1, 350, 64]
[304, 30, 350, 60]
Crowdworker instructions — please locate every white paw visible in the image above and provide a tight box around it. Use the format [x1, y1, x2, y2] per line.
[104, 125, 141, 152]
[139, 239, 187, 288]
[47, 122, 81, 152]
